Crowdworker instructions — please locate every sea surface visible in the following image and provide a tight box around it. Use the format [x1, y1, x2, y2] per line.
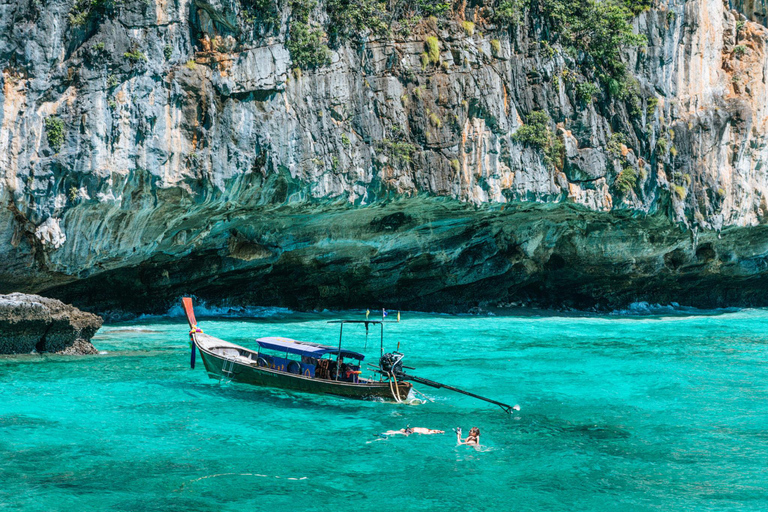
[1, 306, 767, 511]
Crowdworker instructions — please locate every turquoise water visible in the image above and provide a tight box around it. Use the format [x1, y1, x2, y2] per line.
[2, 308, 768, 511]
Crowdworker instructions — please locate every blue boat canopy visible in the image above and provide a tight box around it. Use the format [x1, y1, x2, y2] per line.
[256, 337, 366, 361]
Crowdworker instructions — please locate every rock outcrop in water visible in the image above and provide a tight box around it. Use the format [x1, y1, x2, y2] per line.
[0, 293, 102, 354]
[2, 0, 768, 313]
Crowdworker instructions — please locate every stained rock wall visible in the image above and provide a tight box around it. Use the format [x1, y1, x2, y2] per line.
[0, 293, 102, 354]
[2, 0, 768, 313]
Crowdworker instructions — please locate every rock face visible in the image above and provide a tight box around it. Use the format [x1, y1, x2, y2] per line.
[0, 293, 102, 355]
[2, 0, 768, 313]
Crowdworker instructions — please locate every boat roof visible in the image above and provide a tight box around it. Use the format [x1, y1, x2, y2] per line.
[255, 337, 366, 360]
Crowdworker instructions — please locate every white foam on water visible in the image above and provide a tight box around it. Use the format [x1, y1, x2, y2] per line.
[609, 301, 739, 316]
[165, 300, 293, 319]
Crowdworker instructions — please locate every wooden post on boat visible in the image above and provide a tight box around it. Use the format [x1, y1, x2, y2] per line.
[182, 297, 197, 328]
[181, 297, 199, 369]
[335, 322, 344, 380]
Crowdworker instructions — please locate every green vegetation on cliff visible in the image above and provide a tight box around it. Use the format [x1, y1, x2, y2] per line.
[287, 0, 331, 69]
[326, 0, 388, 44]
[533, 0, 647, 85]
[68, 0, 114, 26]
[241, 0, 281, 28]
[615, 167, 638, 196]
[44, 117, 65, 153]
[513, 110, 563, 169]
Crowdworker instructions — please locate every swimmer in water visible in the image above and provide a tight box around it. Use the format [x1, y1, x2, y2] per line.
[367, 426, 445, 442]
[456, 426, 480, 445]
[381, 426, 445, 436]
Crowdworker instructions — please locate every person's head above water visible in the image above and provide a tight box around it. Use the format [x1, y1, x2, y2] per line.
[469, 427, 480, 437]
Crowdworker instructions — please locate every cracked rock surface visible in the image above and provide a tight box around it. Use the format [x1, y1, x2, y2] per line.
[0, 293, 102, 354]
[2, 0, 768, 313]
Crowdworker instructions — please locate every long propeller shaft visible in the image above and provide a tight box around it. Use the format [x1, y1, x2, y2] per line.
[398, 372, 515, 413]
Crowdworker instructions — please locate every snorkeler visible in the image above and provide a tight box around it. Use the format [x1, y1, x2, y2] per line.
[455, 426, 480, 445]
[381, 426, 445, 436]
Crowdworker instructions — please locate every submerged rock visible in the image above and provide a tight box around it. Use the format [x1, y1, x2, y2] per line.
[0, 294, 102, 355]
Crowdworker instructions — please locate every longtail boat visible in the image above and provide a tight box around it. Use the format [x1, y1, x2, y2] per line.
[182, 298, 412, 401]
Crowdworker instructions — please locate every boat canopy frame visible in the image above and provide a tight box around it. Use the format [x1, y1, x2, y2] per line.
[326, 319, 399, 381]
[255, 336, 366, 361]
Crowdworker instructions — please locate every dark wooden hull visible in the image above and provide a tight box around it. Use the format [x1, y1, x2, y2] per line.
[195, 338, 411, 401]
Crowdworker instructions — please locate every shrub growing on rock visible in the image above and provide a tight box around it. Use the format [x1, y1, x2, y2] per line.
[241, 0, 281, 29]
[606, 132, 627, 157]
[288, 0, 331, 69]
[533, 0, 647, 95]
[417, 0, 451, 17]
[615, 167, 637, 195]
[425, 36, 440, 64]
[44, 116, 65, 153]
[378, 140, 416, 163]
[575, 82, 599, 104]
[494, 0, 526, 25]
[124, 50, 147, 62]
[68, 0, 113, 26]
[326, 0, 388, 44]
[513, 110, 564, 169]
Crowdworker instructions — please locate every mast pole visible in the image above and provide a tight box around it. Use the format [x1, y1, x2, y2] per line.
[380, 322, 384, 357]
[336, 322, 344, 380]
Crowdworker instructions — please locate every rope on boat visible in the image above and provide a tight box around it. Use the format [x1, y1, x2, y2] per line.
[411, 387, 433, 403]
[393, 372, 403, 402]
[388, 374, 402, 403]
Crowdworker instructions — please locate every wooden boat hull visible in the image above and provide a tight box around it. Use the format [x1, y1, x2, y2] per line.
[194, 333, 411, 401]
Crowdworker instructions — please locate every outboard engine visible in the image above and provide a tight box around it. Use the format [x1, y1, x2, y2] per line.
[379, 352, 405, 378]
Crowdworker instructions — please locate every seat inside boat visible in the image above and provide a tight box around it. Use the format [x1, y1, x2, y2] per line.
[211, 347, 258, 366]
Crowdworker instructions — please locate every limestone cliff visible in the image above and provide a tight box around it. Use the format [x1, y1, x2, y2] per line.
[2, 0, 768, 313]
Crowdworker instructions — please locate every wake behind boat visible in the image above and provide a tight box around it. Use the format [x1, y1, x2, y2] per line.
[182, 298, 412, 401]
